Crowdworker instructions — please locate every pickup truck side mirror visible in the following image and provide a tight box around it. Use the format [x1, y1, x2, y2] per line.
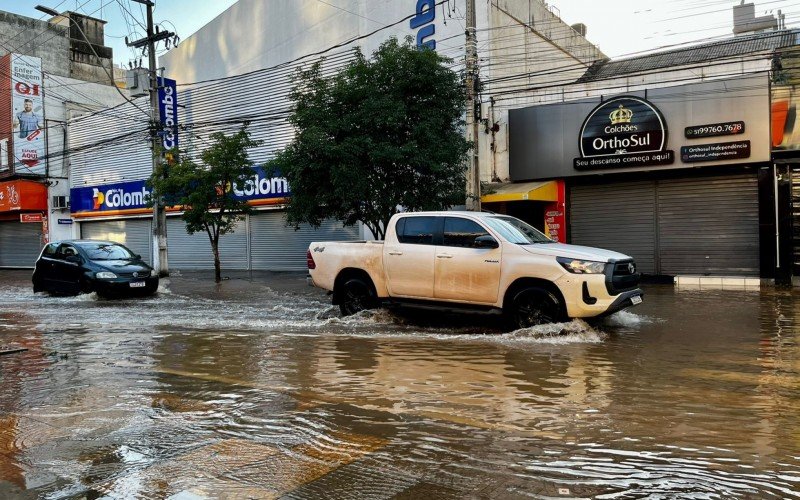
[474, 235, 499, 249]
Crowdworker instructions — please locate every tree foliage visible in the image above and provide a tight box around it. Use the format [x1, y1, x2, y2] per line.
[267, 37, 470, 239]
[148, 127, 260, 282]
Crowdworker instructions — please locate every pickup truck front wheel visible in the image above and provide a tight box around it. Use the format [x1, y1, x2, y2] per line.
[508, 287, 562, 330]
[338, 278, 377, 316]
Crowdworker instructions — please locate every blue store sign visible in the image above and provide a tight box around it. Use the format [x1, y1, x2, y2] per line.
[158, 77, 178, 152]
[70, 167, 290, 217]
[410, 0, 436, 49]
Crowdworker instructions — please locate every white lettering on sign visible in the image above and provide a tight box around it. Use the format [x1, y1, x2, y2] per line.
[604, 124, 638, 134]
[103, 186, 151, 208]
[592, 134, 651, 151]
[161, 85, 176, 150]
[233, 173, 289, 197]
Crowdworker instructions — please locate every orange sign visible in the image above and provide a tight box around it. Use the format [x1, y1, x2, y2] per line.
[20, 213, 42, 223]
[0, 180, 47, 212]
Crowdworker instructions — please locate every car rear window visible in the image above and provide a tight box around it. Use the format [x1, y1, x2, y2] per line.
[397, 216, 436, 245]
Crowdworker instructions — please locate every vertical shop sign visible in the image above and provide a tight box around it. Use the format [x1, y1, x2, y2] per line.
[543, 180, 566, 243]
[157, 77, 178, 156]
[10, 55, 46, 176]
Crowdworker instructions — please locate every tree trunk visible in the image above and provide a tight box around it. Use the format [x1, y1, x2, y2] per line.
[371, 221, 385, 240]
[212, 237, 222, 283]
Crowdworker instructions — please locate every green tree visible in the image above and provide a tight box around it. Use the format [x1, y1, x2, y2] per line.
[267, 37, 470, 239]
[148, 127, 260, 282]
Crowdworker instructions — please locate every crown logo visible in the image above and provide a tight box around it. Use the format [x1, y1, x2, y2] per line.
[609, 104, 633, 125]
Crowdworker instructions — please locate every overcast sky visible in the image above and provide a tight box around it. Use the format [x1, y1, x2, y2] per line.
[1, 1, 798, 67]
[551, 0, 800, 58]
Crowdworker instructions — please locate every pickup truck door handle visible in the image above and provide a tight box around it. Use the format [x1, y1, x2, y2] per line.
[388, 251, 403, 256]
[437, 254, 453, 259]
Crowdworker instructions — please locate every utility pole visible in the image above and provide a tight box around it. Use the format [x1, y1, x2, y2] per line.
[127, 0, 174, 276]
[465, 0, 481, 211]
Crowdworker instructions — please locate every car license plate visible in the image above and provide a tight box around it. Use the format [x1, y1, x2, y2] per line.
[630, 295, 643, 305]
[129, 281, 146, 288]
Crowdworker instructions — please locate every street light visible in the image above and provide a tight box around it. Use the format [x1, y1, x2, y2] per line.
[34, 5, 60, 17]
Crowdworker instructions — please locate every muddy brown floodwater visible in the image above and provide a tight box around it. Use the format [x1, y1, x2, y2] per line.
[0, 269, 798, 499]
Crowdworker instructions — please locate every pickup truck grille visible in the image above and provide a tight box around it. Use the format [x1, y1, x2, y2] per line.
[605, 259, 641, 295]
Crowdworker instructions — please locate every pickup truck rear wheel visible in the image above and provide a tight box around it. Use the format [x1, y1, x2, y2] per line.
[338, 278, 377, 316]
[508, 287, 562, 330]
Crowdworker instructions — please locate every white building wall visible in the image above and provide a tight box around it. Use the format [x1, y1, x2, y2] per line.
[158, 0, 600, 187]
[43, 73, 133, 242]
[64, 0, 602, 231]
[160, 0, 480, 83]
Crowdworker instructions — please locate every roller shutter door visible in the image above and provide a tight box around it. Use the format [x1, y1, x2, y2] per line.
[166, 217, 248, 270]
[250, 212, 360, 271]
[569, 173, 759, 276]
[657, 175, 759, 276]
[570, 181, 658, 274]
[0, 222, 43, 268]
[81, 219, 152, 265]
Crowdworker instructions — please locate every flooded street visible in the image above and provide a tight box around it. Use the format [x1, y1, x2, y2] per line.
[0, 269, 798, 499]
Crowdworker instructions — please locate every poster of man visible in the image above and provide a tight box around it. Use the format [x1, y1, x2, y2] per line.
[10, 54, 46, 176]
[16, 99, 41, 138]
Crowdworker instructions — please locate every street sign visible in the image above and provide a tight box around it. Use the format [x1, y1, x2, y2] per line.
[57, 218, 73, 225]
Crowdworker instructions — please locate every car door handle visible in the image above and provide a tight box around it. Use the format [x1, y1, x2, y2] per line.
[388, 251, 403, 256]
[437, 254, 453, 259]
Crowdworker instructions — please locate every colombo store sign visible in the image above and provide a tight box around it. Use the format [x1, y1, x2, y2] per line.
[574, 96, 675, 170]
[70, 168, 291, 217]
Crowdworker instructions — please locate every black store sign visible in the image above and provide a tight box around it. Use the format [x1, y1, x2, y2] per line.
[575, 96, 674, 170]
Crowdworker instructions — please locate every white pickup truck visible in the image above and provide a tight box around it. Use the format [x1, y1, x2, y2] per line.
[307, 211, 643, 329]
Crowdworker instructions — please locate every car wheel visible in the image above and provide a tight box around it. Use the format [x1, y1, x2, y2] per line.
[338, 278, 377, 316]
[508, 287, 562, 330]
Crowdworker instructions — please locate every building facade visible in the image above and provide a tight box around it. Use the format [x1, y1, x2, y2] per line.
[63, 0, 600, 272]
[490, 14, 800, 283]
[0, 10, 128, 267]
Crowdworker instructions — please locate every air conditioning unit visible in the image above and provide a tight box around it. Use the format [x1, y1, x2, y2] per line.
[52, 195, 69, 209]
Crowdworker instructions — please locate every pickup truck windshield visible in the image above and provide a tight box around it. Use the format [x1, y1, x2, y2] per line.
[484, 216, 553, 245]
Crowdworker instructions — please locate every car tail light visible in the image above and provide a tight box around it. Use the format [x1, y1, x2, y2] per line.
[306, 249, 316, 270]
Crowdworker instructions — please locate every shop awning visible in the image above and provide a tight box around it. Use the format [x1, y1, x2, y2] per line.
[481, 180, 558, 203]
[0, 180, 47, 212]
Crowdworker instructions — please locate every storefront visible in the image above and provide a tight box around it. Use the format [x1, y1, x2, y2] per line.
[0, 180, 48, 268]
[505, 74, 777, 279]
[69, 174, 359, 271]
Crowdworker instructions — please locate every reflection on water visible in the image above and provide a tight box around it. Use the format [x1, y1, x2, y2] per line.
[0, 272, 798, 498]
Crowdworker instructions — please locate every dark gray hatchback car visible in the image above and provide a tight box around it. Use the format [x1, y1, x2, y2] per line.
[32, 240, 158, 297]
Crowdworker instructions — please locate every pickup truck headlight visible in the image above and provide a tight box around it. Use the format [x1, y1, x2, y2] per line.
[556, 257, 606, 274]
[95, 271, 118, 279]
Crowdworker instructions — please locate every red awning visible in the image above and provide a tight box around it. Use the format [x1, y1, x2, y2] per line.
[0, 180, 47, 213]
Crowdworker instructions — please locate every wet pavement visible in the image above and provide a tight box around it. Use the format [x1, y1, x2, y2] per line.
[0, 269, 799, 499]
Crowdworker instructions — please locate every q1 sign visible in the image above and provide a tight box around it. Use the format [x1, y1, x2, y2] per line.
[8, 54, 46, 176]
